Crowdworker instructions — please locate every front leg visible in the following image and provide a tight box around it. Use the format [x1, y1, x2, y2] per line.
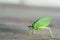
[28, 26, 34, 36]
[29, 30, 36, 36]
[29, 30, 33, 36]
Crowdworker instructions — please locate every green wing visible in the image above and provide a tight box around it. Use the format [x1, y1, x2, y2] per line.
[32, 18, 41, 26]
[32, 17, 51, 29]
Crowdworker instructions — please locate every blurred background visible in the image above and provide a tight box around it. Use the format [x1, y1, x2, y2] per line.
[0, 0, 60, 19]
[0, 0, 60, 40]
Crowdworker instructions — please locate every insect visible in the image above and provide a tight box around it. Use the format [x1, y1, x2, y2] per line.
[28, 17, 55, 38]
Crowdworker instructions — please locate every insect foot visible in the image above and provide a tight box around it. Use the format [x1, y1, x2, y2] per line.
[32, 31, 36, 35]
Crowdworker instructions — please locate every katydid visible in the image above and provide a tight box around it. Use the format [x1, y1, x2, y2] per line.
[28, 17, 55, 38]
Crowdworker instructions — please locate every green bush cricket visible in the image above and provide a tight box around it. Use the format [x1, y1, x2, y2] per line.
[28, 17, 55, 38]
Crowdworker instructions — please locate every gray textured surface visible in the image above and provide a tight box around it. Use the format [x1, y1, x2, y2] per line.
[0, 17, 59, 40]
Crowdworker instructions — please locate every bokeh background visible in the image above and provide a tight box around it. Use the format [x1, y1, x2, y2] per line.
[0, 0, 60, 40]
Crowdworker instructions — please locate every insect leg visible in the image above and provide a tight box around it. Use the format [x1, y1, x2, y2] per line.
[32, 30, 36, 35]
[48, 27, 55, 38]
[44, 27, 55, 38]
[29, 29, 33, 36]
[28, 26, 33, 36]
[39, 29, 43, 39]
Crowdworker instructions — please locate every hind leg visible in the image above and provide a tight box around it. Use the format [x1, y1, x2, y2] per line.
[39, 27, 55, 38]
[42, 27, 55, 38]
[46, 27, 55, 38]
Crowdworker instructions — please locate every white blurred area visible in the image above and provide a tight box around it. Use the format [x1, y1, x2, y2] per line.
[0, 0, 21, 4]
[24, 0, 60, 8]
[0, 0, 60, 7]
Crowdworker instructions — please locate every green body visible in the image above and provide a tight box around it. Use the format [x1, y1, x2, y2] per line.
[32, 17, 51, 30]
[28, 17, 55, 38]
